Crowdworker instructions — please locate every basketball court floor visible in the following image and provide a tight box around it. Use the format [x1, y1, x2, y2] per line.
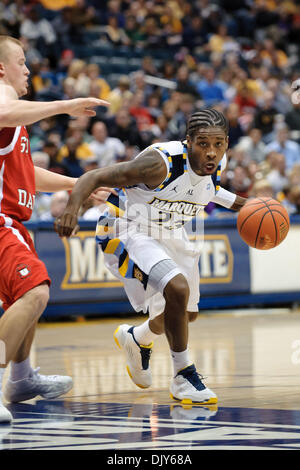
[1, 308, 300, 451]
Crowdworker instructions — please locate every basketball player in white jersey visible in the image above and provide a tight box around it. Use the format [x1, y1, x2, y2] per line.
[55, 108, 247, 405]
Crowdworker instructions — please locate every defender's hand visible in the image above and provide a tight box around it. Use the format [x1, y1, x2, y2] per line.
[65, 98, 110, 117]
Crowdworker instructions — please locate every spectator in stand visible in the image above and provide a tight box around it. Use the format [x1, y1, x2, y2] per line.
[102, 0, 126, 27]
[253, 90, 278, 143]
[266, 77, 292, 115]
[51, 7, 78, 52]
[146, 93, 162, 120]
[129, 90, 155, 134]
[85, 64, 111, 101]
[196, 66, 226, 107]
[266, 152, 289, 195]
[66, 59, 90, 97]
[265, 124, 300, 171]
[285, 100, 300, 142]
[226, 165, 252, 199]
[225, 103, 245, 148]
[104, 14, 130, 47]
[167, 93, 196, 141]
[62, 76, 77, 100]
[40, 191, 70, 221]
[150, 113, 173, 142]
[175, 64, 201, 99]
[278, 185, 297, 214]
[289, 163, 300, 186]
[124, 15, 145, 48]
[20, 5, 57, 63]
[130, 71, 154, 105]
[107, 75, 134, 114]
[43, 141, 68, 176]
[109, 108, 144, 150]
[250, 179, 274, 198]
[207, 24, 240, 55]
[233, 81, 257, 116]
[259, 37, 289, 70]
[89, 121, 125, 167]
[58, 137, 86, 178]
[141, 56, 158, 77]
[160, 61, 177, 81]
[140, 15, 162, 49]
[235, 127, 266, 164]
[182, 15, 208, 51]
[58, 127, 94, 162]
[67, 115, 92, 143]
[29, 115, 65, 151]
[0, 0, 23, 37]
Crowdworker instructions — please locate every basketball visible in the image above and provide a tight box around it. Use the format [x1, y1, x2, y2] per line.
[237, 197, 290, 250]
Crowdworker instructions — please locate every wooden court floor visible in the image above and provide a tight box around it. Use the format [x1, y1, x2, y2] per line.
[1, 308, 300, 451]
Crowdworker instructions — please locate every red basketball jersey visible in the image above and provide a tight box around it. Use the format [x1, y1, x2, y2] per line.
[0, 126, 35, 222]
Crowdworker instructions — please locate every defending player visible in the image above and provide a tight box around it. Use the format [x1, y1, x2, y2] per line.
[55, 108, 247, 405]
[0, 35, 110, 423]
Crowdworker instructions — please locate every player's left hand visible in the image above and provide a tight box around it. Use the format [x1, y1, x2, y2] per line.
[54, 212, 78, 238]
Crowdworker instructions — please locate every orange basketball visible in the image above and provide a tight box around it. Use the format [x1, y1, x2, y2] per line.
[237, 197, 290, 250]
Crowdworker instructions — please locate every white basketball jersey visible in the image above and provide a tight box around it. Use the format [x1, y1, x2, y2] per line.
[122, 141, 226, 233]
[95, 140, 231, 288]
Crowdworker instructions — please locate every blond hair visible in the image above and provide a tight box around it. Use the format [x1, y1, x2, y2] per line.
[0, 36, 23, 62]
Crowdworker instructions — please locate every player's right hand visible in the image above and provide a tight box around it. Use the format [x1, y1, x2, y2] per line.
[66, 97, 110, 117]
[54, 212, 78, 238]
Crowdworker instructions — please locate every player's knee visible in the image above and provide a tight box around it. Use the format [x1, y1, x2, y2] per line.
[23, 283, 49, 318]
[188, 311, 198, 322]
[164, 274, 189, 308]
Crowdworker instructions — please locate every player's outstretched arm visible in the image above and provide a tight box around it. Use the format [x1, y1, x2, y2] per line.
[35, 166, 77, 192]
[0, 83, 109, 127]
[54, 149, 167, 237]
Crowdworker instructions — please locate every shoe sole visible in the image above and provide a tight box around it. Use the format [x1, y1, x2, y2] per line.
[170, 392, 218, 406]
[113, 326, 150, 389]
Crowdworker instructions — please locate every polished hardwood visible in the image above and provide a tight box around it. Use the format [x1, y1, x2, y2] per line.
[15, 308, 300, 411]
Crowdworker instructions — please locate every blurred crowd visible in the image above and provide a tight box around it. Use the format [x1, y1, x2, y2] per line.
[1, 0, 300, 220]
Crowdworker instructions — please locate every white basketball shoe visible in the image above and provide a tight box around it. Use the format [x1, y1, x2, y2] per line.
[114, 324, 153, 389]
[170, 364, 217, 405]
[4, 367, 73, 403]
[0, 397, 12, 424]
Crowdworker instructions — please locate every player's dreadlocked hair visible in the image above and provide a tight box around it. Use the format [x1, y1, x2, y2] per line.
[187, 108, 229, 138]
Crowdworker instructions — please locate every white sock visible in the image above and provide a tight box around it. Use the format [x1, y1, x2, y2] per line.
[171, 349, 191, 376]
[133, 320, 160, 346]
[10, 358, 31, 382]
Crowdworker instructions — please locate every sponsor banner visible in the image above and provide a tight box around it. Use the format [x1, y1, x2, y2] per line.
[31, 219, 250, 305]
[1, 216, 298, 317]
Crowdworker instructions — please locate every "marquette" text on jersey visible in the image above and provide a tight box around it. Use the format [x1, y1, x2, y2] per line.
[148, 197, 205, 217]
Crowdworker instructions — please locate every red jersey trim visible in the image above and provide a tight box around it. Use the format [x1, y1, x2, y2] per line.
[0, 127, 21, 156]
